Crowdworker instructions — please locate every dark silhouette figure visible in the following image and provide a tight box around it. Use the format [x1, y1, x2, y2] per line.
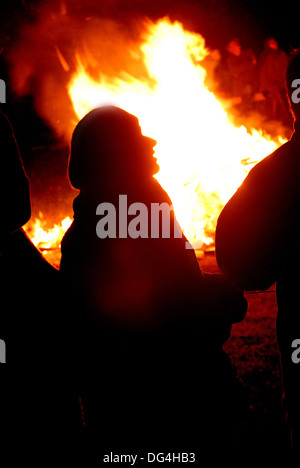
[226, 38, 257, 112]
[0, 110, 79, 463]
[60, 106, 248, 456]
[215, 50, 300, 449]
[258, 38, 288, 120]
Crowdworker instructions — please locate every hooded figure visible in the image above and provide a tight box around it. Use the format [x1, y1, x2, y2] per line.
[60, 105, 248, 456]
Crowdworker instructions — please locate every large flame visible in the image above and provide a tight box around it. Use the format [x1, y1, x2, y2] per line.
[25, 18, 286, 261]
[68, 18, 285, 248]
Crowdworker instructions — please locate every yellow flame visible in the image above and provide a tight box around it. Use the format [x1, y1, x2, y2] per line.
[67, 18, 286, 248]
[27, 18, 287, 258]
[24, 215, 72, 263]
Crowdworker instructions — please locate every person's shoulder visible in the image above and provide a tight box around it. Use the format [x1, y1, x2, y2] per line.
[250, 137, 298, 176]
[278, 49, 288, 58]
[239, 137, 300, 196]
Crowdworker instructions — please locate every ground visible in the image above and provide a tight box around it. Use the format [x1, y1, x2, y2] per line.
[199, 252, 290, 448]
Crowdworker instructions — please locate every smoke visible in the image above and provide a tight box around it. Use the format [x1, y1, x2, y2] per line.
[7, 0, 204, 140]
[6, 0, 278, 141]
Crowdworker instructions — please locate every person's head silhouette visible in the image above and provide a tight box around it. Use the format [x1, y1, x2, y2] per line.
[264, 37, 279, 51]
[68, 106, 158, 195]
[226, 39, 241, 57]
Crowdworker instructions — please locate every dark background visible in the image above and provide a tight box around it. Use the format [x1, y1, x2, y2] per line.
[0, 0, 299, 51]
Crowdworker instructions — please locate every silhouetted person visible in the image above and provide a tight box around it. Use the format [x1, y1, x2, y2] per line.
[202, 49, 222, 93]
[258, 38, 288, 120]
[226, 39, 257, 113]
[215, 50, 300, 449]
[0, 110, 79, 463]
[60, 106, 248, 457]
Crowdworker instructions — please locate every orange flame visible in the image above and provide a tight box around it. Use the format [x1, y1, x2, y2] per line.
[26, 18, 287, 261]
[24, 215, 72, 267]
[67, 18, 286, 249]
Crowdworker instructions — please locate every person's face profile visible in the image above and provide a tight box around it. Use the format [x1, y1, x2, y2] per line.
[83, 108, 160, 187]
[138, 129, 159, 176]
[127, 120, 159, 176]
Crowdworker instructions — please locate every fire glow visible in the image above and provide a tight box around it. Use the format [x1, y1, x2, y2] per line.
[25, 18, 286, 262]
[25, 215, 72, 259]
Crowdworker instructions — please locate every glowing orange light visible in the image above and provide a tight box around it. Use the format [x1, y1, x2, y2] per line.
[26, 18, 286, 260]
[67, 18, 285, 249]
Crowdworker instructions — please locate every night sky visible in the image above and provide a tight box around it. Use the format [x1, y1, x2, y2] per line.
[1, 0, 299, 51]
[0, 0, 299, 150]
